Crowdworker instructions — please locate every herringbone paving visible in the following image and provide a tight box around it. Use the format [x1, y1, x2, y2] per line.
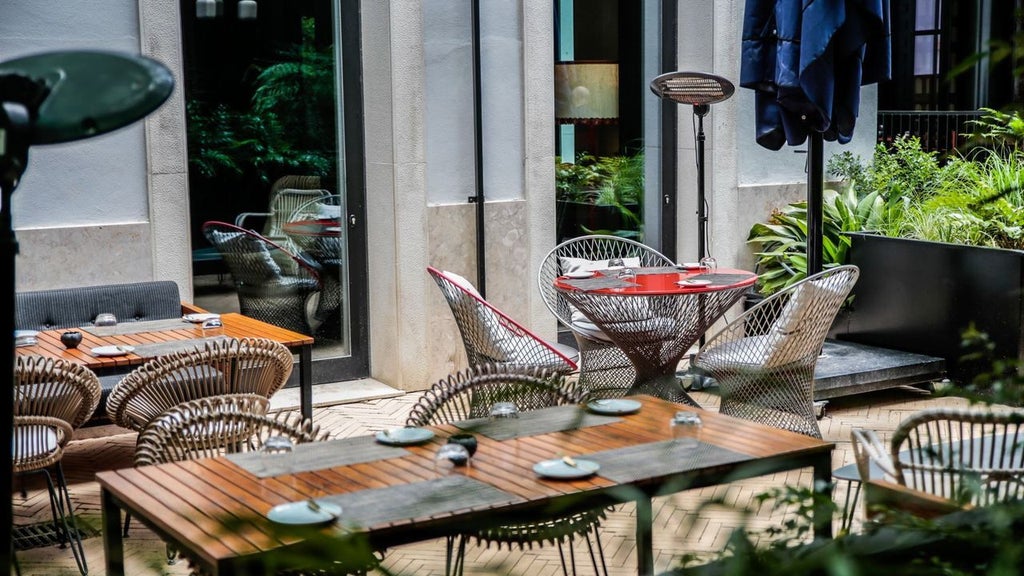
[13, 385, 973, 575]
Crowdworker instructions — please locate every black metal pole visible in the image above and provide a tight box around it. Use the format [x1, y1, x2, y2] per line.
[659, 0, 678, 261]
[807, 131, 824, 275]
[470, 0, 487, 297]
[0, 99, 31, 576]
[695, 104, 709, 260]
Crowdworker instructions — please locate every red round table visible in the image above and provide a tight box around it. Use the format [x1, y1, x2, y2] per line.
[554, 266, 757, 405]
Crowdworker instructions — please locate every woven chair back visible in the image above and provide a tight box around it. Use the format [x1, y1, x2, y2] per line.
[134, 394, 325, 467]
[105, 337, 293, 432]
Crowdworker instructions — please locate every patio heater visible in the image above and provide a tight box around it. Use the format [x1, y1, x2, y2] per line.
[0, 50, 173, 573]
[649, 71, 734, 261]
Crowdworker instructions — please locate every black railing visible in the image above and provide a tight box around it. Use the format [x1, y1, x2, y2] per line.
[877, 110, 983, 156]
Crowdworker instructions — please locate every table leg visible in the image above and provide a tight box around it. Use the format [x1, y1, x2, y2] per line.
[101, 488, 125, 576]
[299, 344, 313, 421]
[635, 496, 654, 576]
[813, 455, 835, 539]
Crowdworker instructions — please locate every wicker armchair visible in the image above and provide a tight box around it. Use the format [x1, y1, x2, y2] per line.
[13, 356, 102, 576]
[851, 408, 1024, 521]
[428, 267, 578, 375]
[406, 364, 607, 576]
[132, 395, 379, 575]
[204, 221, 322, 335]
[538, 235, 675, 397]
[235, 178, 329, 250]
[692, 265, 859, 438]
[105, 337, 293, 433]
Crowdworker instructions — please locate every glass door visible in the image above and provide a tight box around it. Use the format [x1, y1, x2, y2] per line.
[553, 0, 668, 252]
[181, 0, 368, 382]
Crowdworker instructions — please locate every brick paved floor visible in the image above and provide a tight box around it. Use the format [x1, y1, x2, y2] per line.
[13, 384, 974, 576]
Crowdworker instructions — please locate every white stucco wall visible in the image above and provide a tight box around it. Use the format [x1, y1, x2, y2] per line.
[1, 0, 148, 228]
[424, 0, 525, 205]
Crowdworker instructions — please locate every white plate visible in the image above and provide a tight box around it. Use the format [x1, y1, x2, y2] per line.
[564, 270, 595, 279]
[604, 265, 625, 271]
[586, 399, 642, 415]
[14, 330, 38, 347]
[91, 345, 135, 357]
[678, 262, 704, 269]
[677, 279, 712, 287]
[375, 427, 435, 446]
[533, 458, 600, 479]
[267, 500, 342, 525]
[182, 313, 222, 323]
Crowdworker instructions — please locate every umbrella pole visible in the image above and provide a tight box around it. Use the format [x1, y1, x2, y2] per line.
[807, 132, 824, 275]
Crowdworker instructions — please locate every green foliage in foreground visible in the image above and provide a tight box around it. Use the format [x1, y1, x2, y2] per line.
[672, 500, 1024, 576]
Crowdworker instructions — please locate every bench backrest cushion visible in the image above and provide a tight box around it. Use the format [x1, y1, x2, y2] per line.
[16, 281, 182, 331]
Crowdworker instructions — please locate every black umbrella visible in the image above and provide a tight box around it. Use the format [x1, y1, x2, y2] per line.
[740, 0, 891, 274]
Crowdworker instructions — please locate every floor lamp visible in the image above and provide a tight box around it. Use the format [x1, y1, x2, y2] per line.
[0, 50, 173, 574]
[649, 71, 734, 261]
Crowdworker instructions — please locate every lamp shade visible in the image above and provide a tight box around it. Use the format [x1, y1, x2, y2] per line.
[555, 61, 618, 125]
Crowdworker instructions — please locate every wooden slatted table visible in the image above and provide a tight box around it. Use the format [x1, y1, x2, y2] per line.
[15, 312, 315, 420]
[96, 396, 833, 576]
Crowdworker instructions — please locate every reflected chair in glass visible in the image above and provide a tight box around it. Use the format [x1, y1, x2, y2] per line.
[692, 265, 859, 439]
[286, 193, 344, 340]
[13, 356, 102, 576]
[203, 220, 322, 335]
[851, 407, 1024, 522]
[538, 234, 675, 397]
[133, 395, 380, 574]
[105, 337, 294, 433]
[428, 266, 579, 375]
[405, 364, 608, 576]
[234, 176, 329, 252]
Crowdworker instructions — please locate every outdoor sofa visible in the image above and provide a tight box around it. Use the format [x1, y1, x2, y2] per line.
[15, 281, 203, 425]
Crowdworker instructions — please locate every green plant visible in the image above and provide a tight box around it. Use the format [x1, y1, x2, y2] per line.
[555, 151, 644, 239]
[186, 18, 334, 184]
[555, 152, 603, 202]
[746, 187, 884, 295]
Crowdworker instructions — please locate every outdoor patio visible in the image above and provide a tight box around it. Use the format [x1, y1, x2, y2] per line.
[13, 380, 977, 576]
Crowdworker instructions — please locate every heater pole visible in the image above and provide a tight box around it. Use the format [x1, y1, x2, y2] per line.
[694, 104, 709, 260]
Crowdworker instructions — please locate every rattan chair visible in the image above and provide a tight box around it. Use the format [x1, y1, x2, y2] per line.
[13, 356, 102, 576]
[538, 235, 675, 398]
[105, 337, 294, 433]
[134, 395, 380, 575]
[692, 265, 859, 438]
[429, 266, 579, 375]
[204, 221, 322, 335]
[235, 178, 329, 250]
[851, 408, 1024, 521]
[406, 364, 607, 576]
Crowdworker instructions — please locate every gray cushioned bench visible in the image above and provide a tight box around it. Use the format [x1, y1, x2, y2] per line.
[16, 281, 186, 426]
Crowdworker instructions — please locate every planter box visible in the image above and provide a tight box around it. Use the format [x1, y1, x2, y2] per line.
[834, 232, 1024, 383]
[556, 200, 640, 242]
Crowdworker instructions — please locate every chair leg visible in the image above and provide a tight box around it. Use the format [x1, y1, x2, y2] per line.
[555, 538, 570, 576]
[53, 463, 88, 576]
[444, 534, 468, 576]
[583, 524, 609, 576]
[122, 511, 132, 537]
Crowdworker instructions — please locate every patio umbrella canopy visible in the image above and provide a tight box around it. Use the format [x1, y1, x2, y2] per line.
[740, 0, 891, 273]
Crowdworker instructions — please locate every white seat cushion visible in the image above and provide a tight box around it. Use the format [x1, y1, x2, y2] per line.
[559, 256, 641, 273]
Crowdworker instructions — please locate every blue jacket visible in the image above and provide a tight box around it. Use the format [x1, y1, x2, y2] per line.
[740, 0, 891, 150]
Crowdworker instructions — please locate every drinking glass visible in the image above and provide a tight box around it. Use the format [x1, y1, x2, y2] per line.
[489, 401, 520, 438]
[260, 435, 294, 475]
[606, 258, 624, 269]
[698, 257, 718, 272]
[489, 402, 519, 420]
[670, 411, 702, 450]
[201, 317, 224, 337]
[94, 313, 118, 327]
[434, 443, 471, 475]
